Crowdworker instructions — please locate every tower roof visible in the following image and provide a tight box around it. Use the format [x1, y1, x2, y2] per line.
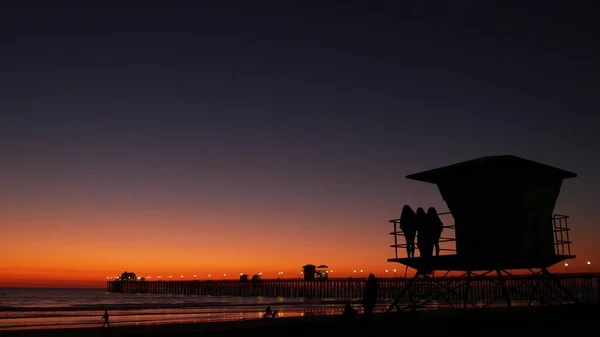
[406, 155, 577, 184]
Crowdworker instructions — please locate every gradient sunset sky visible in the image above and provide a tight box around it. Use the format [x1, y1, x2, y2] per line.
[1, 1, 599, 287]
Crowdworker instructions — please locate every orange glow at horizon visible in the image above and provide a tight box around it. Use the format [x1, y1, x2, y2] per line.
[2, 190, 599, 288]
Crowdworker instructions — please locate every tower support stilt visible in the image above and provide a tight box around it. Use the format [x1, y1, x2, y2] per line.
[387, 268, 579, 312]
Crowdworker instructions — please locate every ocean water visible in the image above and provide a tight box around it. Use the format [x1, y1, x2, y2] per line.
[0, 288, 362, 331]
[2, 280, 595, 331]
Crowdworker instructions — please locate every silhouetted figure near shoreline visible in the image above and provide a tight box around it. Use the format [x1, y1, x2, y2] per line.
[416, 207, 432, 258]
[101, 310, 110, 327]
[263, 305, 278, 318]
[426, 207, 444, 256]
[341, 302, 358, 321]
[362, 274, 379, 321]
[400, 205, 417, 258]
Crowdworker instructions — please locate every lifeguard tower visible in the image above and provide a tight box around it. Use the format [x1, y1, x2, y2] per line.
[387, 155, 577, 311]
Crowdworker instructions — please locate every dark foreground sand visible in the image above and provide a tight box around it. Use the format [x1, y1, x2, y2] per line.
[2, 303, 598, 337]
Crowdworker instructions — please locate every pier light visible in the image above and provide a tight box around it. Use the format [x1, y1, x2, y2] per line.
[587, 261, 591, 272]
[158, 276, 162, 279]
[360, 269, 363, 273]
[208, 274, 211, 279]
[300, 271, 303, 274]
[181, 275, 184, 279]
[169, 275, 172, 279]
[106, 277, 109, 279]
[385, 269, 388, 273]
[194, 274, 197, 278]
[240, 273, 243, 276]
[259, 272, 262, 276]
[330, 270, 333, 273]
[353, 270, 356, 273]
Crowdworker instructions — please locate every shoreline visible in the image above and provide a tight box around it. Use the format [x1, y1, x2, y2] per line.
[2, 303, 598, 336]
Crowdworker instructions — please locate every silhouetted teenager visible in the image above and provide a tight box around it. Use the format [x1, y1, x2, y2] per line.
[426, 207, 444, 256]
[101, 310, 109, 327]
[415, 207, 432, 258]
[362, 274, 379, 321]
[399, 205, 417, 258]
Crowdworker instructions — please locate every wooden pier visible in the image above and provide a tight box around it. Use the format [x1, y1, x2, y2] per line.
[107, 273, 599, 305]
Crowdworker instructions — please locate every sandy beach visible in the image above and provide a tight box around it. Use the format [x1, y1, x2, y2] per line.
[2, 303, 597, 336]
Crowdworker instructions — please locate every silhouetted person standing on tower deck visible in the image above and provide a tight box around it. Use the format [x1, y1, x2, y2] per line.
[400, 205, 417, 258]
[415, 207, 432, 258]
[101, 310, 110, 327]
[426, 207, 444, 256]
[362, 274, 379, 321]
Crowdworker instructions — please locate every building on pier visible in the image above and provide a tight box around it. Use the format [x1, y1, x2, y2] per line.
[316, 265, 329, 280]
[301, 264, 331, 281]
[118, 271, 138, 281]
[387, 155, 578, 312]
[303, 264, 316, 281]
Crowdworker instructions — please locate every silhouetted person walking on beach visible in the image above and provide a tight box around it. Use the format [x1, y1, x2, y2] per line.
[362, 274, 379, 321]
[415, 207, 432, 258]
[400, 205, 417, 258]
[426, 207, 444, 256]
[101, 310, 110, 327]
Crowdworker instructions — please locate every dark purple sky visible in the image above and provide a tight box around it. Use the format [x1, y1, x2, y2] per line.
[1, 1, 599, 283]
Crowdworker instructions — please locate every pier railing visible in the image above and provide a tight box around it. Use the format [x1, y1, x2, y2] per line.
[107, 273, 599, 305]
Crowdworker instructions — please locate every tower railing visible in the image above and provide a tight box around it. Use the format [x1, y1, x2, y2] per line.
[390, 213, 572, 260]
[553, 214, 572, 256]
[389, 212, 456, 259]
